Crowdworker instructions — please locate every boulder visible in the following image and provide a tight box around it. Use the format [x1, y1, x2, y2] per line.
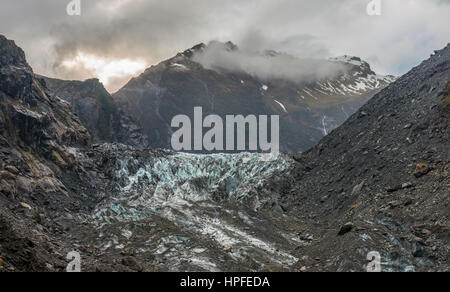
[338, 222, 354, 236]
[413, 163, 430, 178]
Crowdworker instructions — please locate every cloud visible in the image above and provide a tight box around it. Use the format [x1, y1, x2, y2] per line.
[0, 0, 449, 91]
[59, 52, 147, 91]
[192, 41, 348, 84]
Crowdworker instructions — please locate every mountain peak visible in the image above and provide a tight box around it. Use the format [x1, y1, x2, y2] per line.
[0, 35, 29, 68]
[330, 55, 367, 67]
[114, 41, 396, 152]
[181, 43, 206, 58]
[199, 40, 239, 53]
[83, 78, 104, 87]
[182, 41, 238, 58]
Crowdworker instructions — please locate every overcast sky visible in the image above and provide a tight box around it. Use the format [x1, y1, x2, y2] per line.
[1, 0, 449, 92]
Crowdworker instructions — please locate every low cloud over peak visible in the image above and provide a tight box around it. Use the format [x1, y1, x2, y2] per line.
[192, 40, 348, 84]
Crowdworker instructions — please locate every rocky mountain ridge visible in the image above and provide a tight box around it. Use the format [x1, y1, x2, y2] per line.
[113, 41, 395, 152]
[0, 34, 105, 271]
[262, 44, 450, 271]
[41, 76, 148, 149]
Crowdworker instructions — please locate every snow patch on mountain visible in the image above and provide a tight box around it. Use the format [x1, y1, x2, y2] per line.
[170, 63, 189, 71]
[274, 100, 288, 113]
[330, 55, 364, 66]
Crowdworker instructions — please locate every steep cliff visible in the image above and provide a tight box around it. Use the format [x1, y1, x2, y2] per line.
[42, 76, 148, 149]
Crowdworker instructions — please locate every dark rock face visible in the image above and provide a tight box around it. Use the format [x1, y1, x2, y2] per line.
[113, 42, 395, 152]
[0, 35, 129, 271]
[0, 36, 33, 101]
[0, 35, 28, 68]
[265, 45, 450, 271]
[41, 77, 149, 149]
[442, 78, 450, 117]
[0, 39, 90, 153]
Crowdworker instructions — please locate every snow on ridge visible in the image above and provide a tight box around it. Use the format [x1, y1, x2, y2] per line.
[307, 73, 396, 97]
[330, 55, 364, 66]
[321, 115, 328, 136]
[170, 63, 189, 70]
[274, 100, 288, 113]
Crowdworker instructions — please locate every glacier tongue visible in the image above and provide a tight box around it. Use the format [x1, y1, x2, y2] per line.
[87, 151, 303, 271]
[111, 152, 292, 208]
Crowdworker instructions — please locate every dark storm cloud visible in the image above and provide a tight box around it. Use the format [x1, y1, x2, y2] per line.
[0, 0, 449, 92]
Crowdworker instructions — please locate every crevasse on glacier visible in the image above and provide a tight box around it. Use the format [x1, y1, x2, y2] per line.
[90, 151, 299, 271]
[95, 152, 292, 222]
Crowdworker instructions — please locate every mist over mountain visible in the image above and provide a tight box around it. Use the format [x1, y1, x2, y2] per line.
[192, 41, 348, 83]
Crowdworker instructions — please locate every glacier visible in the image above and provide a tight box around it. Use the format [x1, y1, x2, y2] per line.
[79, 150, 305, 271]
